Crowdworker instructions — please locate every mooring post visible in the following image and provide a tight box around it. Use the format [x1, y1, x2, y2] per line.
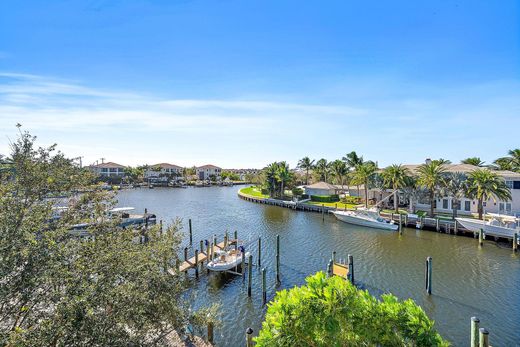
[391, 212, 394, 222]
[262, 267, 267, 304]
[144, 208, 148, 214]
[206, 241, 210, 263]
[404, 213, 408, 226]
[327, 259, 333, 277]
[322, 204, 325, 221]
[470, 317, 480, 347]
[194, 249, 199, 278]
[248, 254, 253, 297]
[454, 219, 458, 234]
[478, 328, 489, 347]
[398, 213, 403, 234]
[234, 230, 238, 250]
[436, 217, 440, 232]
[209, 242, 214, 261]
[242, 250, 246, 280]
[199, 240, 204, 261]
[332, 251, 336, 264]
[425, 256, 432, 294]
[188, 218, 193, 244]
[420, 216, 424, 229]
[207, 322, 214, 343]
[224, 232, 228, 248]
[184, 247, 188, 262]
[479, 228, 484, 246]
[513, 232, 518, 252]
[213, 234, 217, 250]
[348, 254, 354, 284]
[258, 237, 262, 266]
[246, 327, 254, 347]
[276, 234, 280, 283]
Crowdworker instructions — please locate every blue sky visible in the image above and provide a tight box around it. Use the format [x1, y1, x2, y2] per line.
[0, 0, 519, 168]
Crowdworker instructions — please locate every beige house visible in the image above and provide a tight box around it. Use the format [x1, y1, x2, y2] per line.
[89, 162, 126, 177]
[145, 163, 183, 180]
[196, 164, 222, 181]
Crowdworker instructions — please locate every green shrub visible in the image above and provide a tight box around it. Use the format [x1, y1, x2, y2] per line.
[255, 272, 449, 347]
[341, 196, 362, 204]
[310, 195, 339, 203]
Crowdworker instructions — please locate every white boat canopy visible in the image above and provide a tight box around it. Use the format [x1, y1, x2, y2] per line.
[109, 207, 135, 213]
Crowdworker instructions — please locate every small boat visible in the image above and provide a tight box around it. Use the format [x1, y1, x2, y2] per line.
[333, 208, 398, 231]
[456, 214, 519, 239]
[207, 246, 250, 272]
[109, 207, 157, 227]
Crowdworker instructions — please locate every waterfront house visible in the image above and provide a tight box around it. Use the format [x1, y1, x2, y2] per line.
[145, 163, 183, 181]
[304, 182, 340, 196]
[89, 162, 126, 177]
[196, 164, 222, 181]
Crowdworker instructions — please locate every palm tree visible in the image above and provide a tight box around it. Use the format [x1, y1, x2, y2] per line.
[491, 157, 513, 171]
[343, 151, 365, 196]
[315, 159, 330, 182]
[352, 162, 377, 208]
[276, 161, 293, 198]
[330, 160, 349, 191]
[381, 164, 410, 212]
[264, 162, 280, 197]
[401, 176, 428, 214]
[417, 160, 447, 217]
[466, 169, 512, 220]
[440, 172, 467, 219]
[461, 157, 485, 167]
[493, 149, 520, 172]
[297, 157, 315, 185]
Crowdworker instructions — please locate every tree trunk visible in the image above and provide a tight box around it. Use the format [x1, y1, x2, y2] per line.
[364, 181, 369, 208]
[393, 189, 398, 212]
[429, 192, 435, 217]
[478, 198, 483, 220]
[452, 199, 458, 220]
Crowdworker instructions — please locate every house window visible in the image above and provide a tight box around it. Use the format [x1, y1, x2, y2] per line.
[442, 199, 449, 209]
[101, 168, 108, 173]
[464, 201, 471, 211]
[499, 202, 512, 214]
[110, 168, 117, 172]
[505, 180, 513, 189]
[514, 181, 520, 189]
[483, 202, 487, 207]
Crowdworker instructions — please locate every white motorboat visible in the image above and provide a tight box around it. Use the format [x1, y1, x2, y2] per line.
[207, 247, 250, 272]
[456, 214, 519, 239]
[333, 208, 398, 231]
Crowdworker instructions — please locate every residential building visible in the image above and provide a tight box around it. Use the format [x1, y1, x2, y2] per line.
[196, 164, 222, 181]
[145, 163, 183, 181]
[304, 182, 340, 196]
[89, 162, 126, 177]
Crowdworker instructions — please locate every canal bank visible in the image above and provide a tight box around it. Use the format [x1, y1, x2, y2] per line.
[116, 186, 520, 346]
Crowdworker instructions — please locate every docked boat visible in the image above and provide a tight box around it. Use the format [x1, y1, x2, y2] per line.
[333, 208, 398, 231]
[456, 214, 519, 239]
[207, 246, 250, 272]
[108, 207, 157, 228]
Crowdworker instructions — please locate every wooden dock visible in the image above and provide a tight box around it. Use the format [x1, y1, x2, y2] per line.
[176, 239, 238, 273]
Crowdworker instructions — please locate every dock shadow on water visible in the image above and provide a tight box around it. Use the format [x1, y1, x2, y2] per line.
[116, 187, 520, 346]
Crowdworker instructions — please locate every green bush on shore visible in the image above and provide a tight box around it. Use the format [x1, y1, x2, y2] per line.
[310, 194, 339, 203]
[255, 272, 449, 347]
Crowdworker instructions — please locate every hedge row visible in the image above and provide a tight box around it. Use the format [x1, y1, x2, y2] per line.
[310, 194, 340, 203]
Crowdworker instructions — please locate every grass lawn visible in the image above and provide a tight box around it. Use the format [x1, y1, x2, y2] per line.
[239, 186, 269, 199]
[304, 201, 358, 210]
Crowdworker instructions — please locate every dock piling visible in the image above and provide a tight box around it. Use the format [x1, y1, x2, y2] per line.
[248, 254, 253, 297]
[242, 250, 246, 280]
[347, 254, 354, 284]
[425, 256, 432, 294]
[207, 322, 214, 343]
[327, 259, 333, 277]
[188, 219, 193, 244]
[322, 204, 325, 221]
[262, 267, 267, 304]
[436, 218, 440, 232]
[332, 251, 336, 264]
[513, 233, 518, 252]
[199, 240, 204, 260]
[478, 328, 489, 347]
[454, 219, 458, 234]
[471, 317, 480, 347]
[234, 230, 238, 250]
[246, 327, 254, 347]
[479, 228, 484, 246]
[398, 214, 402, 234]
[194, 249, 199, 278]
[258, 237, 262, 266]
[276, 235, 280, 283]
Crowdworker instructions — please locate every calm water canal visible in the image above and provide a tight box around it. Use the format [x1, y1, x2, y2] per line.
[116, 186, 520, 346]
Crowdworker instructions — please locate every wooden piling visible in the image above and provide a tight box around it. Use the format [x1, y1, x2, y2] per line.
[348, 254, 354, 285]
[327, 259, 333, 277]
[332, 251, 336, 264]
[478, 328, 489, 347]
[199, 240, 204, 263]
[207, 322, 214, 343]
[322, 204, 325, 221]
[470, 317, 480, 347]
[224, 232, 228, 248]
[246, 327, 254, 347]
[262, 267, 267, 304]
[454, 220, 458, 234]
[513, 232, 518, 252]
[188, 219, 193, 244]
[194, 249, 199, 278]
[206, 241, 211, 264]
[479, 228, 484, 246]
[404, 213, 408, 226]
[248, 254, 253, 297]
[234, 230, 238, 250]
[425, 256, 432, 294]
[258, 237, 262, 266]
[242, 250, 246, 280]
[436, 218, 440, 232]
[398, 213, 402, 234]
[276, 234, 280, 283]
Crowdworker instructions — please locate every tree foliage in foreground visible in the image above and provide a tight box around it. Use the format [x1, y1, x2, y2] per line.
[255, 272, 449, 347]
[0, 130, 212, 346]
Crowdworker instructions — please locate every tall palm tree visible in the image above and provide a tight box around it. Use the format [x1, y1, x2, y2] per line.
[381, 164, 410, 212]
[343, 151, 365, 196]
[440, 172, 468, 219]
[491, 157, 513, 171]
[276, 161, 293, 198]
[417, 160, 447, 217]
[466, 169, 512, 220]
[315, 159, 330, 182]
[352, 162, 377, 208]
[401, 176, 428, 214]
[461, 157, 485, 167]
[330, 160, 349, 191]
[297, 157, 315, 185]
[264, 162, 280, 197]
[493, 149, 520, 172]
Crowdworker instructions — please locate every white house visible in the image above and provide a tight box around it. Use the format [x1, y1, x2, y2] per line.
[304, 182, 340, 196]
[196, 164, 222, 181]
[145, 163, 183, 181]
[89, 162, 126, 177]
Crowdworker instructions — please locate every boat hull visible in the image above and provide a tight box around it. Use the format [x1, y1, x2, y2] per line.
[207, 251, 251, 272]
[333, 211, 398, 231]
[456, 218, 518, 239]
